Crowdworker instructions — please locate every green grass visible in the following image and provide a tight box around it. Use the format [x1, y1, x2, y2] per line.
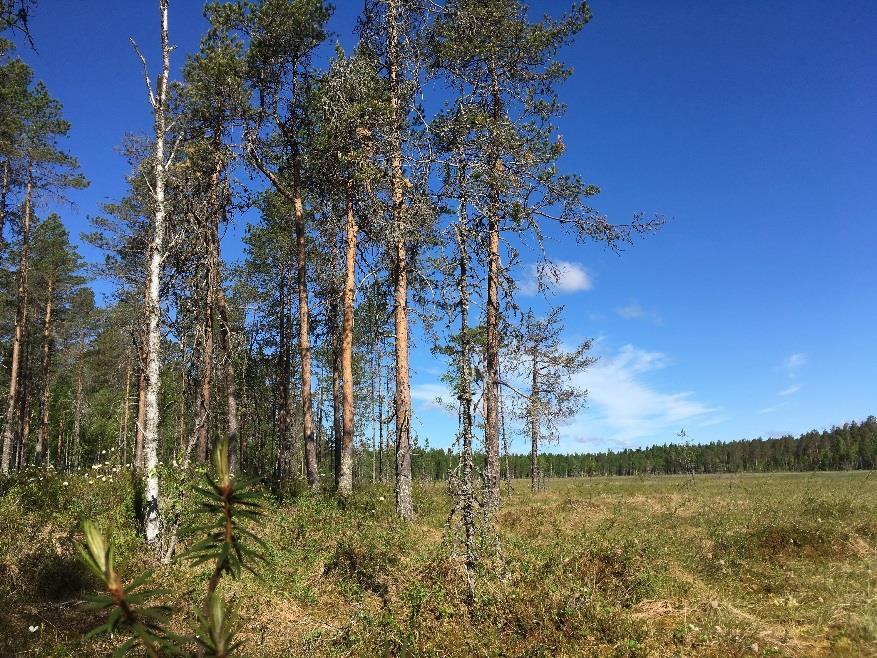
[2, 470, 876, 656]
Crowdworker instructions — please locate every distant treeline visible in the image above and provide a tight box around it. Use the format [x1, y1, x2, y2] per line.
[401, 417, 877, 481]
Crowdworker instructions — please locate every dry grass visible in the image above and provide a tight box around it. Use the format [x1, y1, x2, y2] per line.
[1, 470, 876, 656]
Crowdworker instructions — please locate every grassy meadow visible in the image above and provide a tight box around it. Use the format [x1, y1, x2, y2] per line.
[1, 470, 875, 657]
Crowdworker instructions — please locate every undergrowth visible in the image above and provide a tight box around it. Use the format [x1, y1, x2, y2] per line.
[1, 471, 875, 657]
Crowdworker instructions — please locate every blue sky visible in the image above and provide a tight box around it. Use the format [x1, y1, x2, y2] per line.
[12, 1, 877, 453]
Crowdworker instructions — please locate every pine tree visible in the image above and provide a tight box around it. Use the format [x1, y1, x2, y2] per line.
[29, 214, 83, 464]
[0, 68, 86, 473]
[207, 0, 333, 492]
[429, 0, 660, 509]
[504, 307, 593, 491]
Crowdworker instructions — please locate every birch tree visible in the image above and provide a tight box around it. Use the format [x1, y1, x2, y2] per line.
[131, 0, 172, 547]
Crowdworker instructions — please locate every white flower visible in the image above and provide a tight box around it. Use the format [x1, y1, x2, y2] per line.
[62, 481, 69, 487]
[378, 496, 385, 502]
[28, 625, 39, 633]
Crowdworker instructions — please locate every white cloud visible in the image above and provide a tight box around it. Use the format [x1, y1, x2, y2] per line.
[616, 301, 662, 324]
[519, 260, 593, 296]
[779, 384, 801, 396]
[562, 344, 717, 447]
[781, 352, 807, 375]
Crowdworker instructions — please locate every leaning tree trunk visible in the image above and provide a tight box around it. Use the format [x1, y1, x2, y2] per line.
[1, 170, 32, 473]
[140, 0, 171, 548]
[36, 277, 54, 464]
[387, 0, 413, 520]
[338, 183, 359, 496]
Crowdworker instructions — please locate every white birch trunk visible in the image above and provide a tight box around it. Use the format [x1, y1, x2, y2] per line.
[138, 0, 171, 547]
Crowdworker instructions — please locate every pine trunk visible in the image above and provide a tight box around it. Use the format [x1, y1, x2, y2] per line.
[36, 277, 54, 463]
[208, 152, 240, 474]
[456, 218, 477, 599]
[72, 352, 84, 468]
[387, 0, 413, 520]
[292, 147, 320, 491]
[484, 64, 503, 512]
[0, 159, 8, 246]
[331, 292, 342, 486]
[120, 356, 132, 466]
[1, 172, 32, 473]
[194, 262, 214, 462]
[338, 184, 358, 496]
[530, 352, 539, 492]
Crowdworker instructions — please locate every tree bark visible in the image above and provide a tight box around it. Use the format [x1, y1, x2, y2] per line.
[275, 257, 291, 479]
[483, 63, 503, 513]
[0, 159, 8, 247]
[194, 257, 214, 463]
[1, 170, 32, 473]
[330, 287, 342, 486]
[16, 345, 31, 468]
[455, 218, 477, 599]
[530, 351, 539, 492]
[72, 348, 84, 468]
[36, 277, 54, 464]
[292, 146, 320, 491]
[56, 412, 64, 468]
[216, 284, 238, 474]
[207, 151, 240, 474]
[120, 356, 132, 467]
[377, 337, 384, 482]
[142, 0, 171, 548]
[387, 0, 413, 520]
[338, 183, 358, 496]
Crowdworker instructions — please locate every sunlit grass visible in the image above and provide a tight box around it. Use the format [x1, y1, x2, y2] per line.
[2, 471, 875, 656]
